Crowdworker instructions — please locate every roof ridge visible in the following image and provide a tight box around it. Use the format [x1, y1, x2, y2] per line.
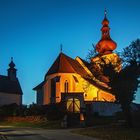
[60, 53, 77, 73]
[45, 52, 76, 76]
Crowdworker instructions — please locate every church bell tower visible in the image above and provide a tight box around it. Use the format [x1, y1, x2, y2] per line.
[91, 10, 121, 83]
[7, 57, 17, 81]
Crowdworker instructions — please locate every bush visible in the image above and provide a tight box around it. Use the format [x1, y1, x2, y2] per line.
[0, 103, 66, 121]
[132, 111, 140, 127]
[0, 103, 20, 117]
[25, 103, 46, 116]
[45, 103, 66, 121]
[0, 103, 47, 117]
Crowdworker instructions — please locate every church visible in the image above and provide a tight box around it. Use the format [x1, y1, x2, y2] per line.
[33, 11, 120, 110]
[0, 58, 23, 106]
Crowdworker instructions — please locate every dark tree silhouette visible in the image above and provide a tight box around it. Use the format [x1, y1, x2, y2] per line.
[85, 44, 98, 62]
[101, 39, 140, 127]
[84, 39, 140, 127]
[121, 39, 140, 66]
[102, 60, 140, 127]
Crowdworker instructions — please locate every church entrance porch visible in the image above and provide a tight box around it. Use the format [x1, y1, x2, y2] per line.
[61, 92, 86, 128]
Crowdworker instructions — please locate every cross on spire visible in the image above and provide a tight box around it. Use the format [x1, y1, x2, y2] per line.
[60, 44, 63, 53]
[11, 57, 13, 62]
[104, 8, 107, 18]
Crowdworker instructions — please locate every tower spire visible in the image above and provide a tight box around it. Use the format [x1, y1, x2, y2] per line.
[96, 10, 117, 54]
[8, 57, 17, 80]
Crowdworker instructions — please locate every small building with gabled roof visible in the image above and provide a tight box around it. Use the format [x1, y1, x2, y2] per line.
[0, 58, 23, 106]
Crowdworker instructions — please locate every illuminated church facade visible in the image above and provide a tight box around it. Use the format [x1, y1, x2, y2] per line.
[33, 11, 120, 106]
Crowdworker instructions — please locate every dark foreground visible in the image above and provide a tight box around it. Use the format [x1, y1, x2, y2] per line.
[0, 126, 99, 140]
[72, 127, 140, 140]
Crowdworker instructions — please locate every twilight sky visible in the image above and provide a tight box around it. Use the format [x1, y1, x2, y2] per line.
[0, 0, 140, 104]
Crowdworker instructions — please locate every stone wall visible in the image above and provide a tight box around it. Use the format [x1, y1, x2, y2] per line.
[90, 101, 122, 116]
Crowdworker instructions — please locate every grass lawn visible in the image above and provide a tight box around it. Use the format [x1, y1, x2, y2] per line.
[0, 120, 61, 129]
[72, 127, 140, 140]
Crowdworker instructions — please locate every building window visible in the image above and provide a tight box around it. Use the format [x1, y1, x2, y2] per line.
[51, 78, 56, 103]
[64, 80, 68, 93]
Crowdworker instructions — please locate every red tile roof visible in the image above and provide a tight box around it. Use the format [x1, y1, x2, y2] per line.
[33, 53, 110, 92]
[45, 53, 88, 77]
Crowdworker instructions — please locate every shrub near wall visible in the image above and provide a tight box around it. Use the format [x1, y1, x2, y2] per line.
[0, 103, 66, 122]
[0, 103, 47, 117]
[0, 103, 28, 117]
[45, 103, 66, 121]
[6, 116, 47, 123]
[132, 111, 140, 127]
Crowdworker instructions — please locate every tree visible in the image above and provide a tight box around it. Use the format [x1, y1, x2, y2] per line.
[121, 39, 140, 66]
[85, 44, 98, 63]
[85, 39, 140, 127]
[102, 39, 140, 127]
[102, 60, 139, 127]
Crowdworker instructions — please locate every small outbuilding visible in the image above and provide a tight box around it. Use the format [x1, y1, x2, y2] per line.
[0, 58, 23, 106]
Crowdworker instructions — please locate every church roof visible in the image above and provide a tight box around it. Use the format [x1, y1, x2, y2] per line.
[0, 75, 23, 95]
[84, 77, 110, 92]
[78, 57, 90, 68]
[45, 52, 88, 77]
[33, 81, 45, 90]
[34, 52, 112, 92]
[33, 53, 90, 90]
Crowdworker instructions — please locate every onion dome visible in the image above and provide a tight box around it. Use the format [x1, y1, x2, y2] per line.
[96, 9, 117, 54]
[9, 57, 15, 68]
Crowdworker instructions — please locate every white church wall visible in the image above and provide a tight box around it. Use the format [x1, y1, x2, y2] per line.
[42, 73, 115, 105]
[0, 92, 22, 106]
[43, 80, 50, 105]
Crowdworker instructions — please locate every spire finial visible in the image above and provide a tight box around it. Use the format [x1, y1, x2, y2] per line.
[9, 57, 15, 68]
[104, 8, 107, 18]
[60, 44, 63, 52]
[11, 57, 13, 61]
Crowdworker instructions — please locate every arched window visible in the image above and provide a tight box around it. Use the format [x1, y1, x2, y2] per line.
[64, 80, 68, 93]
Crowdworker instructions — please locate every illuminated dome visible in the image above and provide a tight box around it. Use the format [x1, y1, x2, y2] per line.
[96, 10, 117, 54]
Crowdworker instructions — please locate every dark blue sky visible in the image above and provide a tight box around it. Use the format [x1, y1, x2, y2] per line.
[0, 0, 140, 104]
